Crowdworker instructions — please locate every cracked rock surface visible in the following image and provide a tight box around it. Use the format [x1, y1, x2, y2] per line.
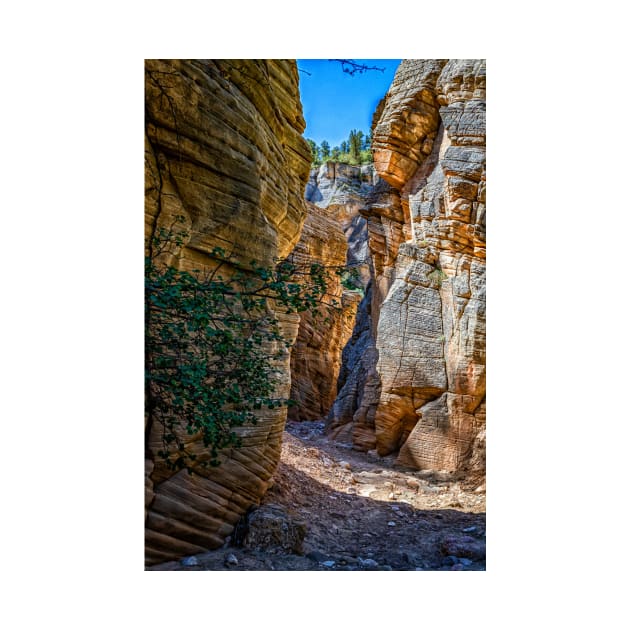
[330, 59, 486, 480]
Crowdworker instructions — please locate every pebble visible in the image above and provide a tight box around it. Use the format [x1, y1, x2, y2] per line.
[339, 460, 352, 470]
[440, 535, 486, 560]
[358, 485, 377, 498]
[387, 521, 396, 527]
[391, 506, 401, 512]
[459, 558, 473, 566]
[224, 553, 238, 567]
[321, 560, 336, 568]
[181, 556, 199, 567]
[462, 526, 477, 533]
[359, 558, 379, 568]
[388, 492, 395, 500]
[306, 551, 328, 563]
[406, 477, 421, 490]
[434, 472, 454, 482]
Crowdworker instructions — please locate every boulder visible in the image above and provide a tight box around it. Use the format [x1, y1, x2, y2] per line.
[243, 504, 307, 554]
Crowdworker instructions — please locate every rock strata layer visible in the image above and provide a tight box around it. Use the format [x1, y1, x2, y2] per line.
[289, 163, 375, 421]
[330, 59, 486, 479]
[144, 59, 311, 565]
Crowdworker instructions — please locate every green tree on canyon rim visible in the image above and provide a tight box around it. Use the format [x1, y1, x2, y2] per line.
[348, 129, 363, 162]
[320, 139, 330, 159]
[307, 138, 319, 163]
[307, 130, 373, 167]
[299, 59, 383, 167]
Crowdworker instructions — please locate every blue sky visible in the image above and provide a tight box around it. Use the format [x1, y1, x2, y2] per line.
[297, 59, 401, 147]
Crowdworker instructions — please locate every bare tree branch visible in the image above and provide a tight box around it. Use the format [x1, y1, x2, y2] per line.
[328, 59, 386, 75]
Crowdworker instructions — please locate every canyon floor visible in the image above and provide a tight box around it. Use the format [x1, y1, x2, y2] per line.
[148, 420, 486, 571]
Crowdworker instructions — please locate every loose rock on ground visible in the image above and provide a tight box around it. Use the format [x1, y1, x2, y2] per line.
[148, 420, 486, 571]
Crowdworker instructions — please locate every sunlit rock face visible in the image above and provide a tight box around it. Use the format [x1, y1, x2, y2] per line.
[289, 164, 375, 421]
[371, 59, 448, 190]
[332, 59, 485, 479]
[144, 60, 311, 565]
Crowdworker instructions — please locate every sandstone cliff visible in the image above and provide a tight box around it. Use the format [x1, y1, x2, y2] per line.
[144, 59, 311, 565]
[330, 60, 486, 479]
[289, 163, 374, 421]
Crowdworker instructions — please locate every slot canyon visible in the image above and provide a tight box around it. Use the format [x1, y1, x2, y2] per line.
[145, 59, 485, 571]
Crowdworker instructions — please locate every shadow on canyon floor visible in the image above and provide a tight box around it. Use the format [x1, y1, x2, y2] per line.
[148, 421, 485, 571]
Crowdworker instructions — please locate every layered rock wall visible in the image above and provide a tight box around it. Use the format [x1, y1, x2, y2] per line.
[289, 164, 374, 421]
[287, 200, 361, 421]
[330, 60, 486, 479]
[326, 280, 381, 450]
[326, 175, 402, 449]
[144, 59, 311, 565]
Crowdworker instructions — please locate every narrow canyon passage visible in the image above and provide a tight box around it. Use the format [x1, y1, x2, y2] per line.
[148, 420, 486, 571]
[149, 142, 485, 571]
[144, 59, 485, 570]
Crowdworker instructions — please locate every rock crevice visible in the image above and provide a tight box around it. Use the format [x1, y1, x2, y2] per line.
[289, 163, 376, 423]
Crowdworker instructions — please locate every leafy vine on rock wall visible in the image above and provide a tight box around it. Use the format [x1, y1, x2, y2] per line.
[145, 217, 359, 473]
